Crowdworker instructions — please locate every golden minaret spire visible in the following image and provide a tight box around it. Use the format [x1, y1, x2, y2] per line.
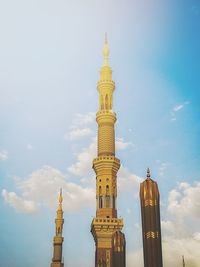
[103, 33, 109, 66]
[91, 36, 126, 267]
[50, 189, 64, 267]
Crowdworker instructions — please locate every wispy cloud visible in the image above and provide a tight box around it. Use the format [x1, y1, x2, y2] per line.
[156, 161, 171, 176]
[2, 189, 37, 213]
[68, 139, 96, 177]
[0, 150, 8, 161]
[159, 181, 200, 267]
[116, 137, 134, 151]
[168, 181, 200, 220]
[2, 166, 95, 213]
[65, 127, 93, 140]
[26, 144, 33, 150]
[170, 101, 190, 121]
[173, 104, 184, 112]
[64, 112, 95, 140]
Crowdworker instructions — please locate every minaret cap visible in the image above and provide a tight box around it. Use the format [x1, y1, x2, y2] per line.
[147, 168, 151, 179]
[103, 33, 109, 66]
[58, 188, 63, 210]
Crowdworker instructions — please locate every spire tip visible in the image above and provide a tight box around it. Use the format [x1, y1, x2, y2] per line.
[105, 32, 108, 44]
[147, 168, 151, 179]
[103, 33, 109, 66]
[59, 188, 63, 205]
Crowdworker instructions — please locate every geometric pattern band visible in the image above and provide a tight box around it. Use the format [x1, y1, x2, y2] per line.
[144, 231, 159, 239]
[144, 199, 158, 207]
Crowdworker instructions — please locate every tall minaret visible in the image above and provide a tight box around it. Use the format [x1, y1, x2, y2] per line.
[140, 168, 163, 267]
[91, 35, 126, 267]
[51, 189, 64, 267]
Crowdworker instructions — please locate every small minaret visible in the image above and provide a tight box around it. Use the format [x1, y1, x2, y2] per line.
[91, 35, 126, 267]
[182, 255, 185, 267]
[51, 189, 64, 267]
[140, 168, 163, 267]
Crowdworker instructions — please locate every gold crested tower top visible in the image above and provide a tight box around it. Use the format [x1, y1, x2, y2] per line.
[103, 33, 109, 66]
[55, 188, 64, 236]
[99, 34, 114, 87]
[96, 35, 117, 155]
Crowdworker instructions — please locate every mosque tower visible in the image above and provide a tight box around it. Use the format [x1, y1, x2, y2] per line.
[50, 189, 64, 267]
[91, 35, 126, 267]
[140, 168, 163, 267]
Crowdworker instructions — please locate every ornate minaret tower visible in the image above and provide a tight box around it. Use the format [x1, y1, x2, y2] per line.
[51, 189, 64, 267]
[140, 168, 163, 267]
[91, 35, 126, 267]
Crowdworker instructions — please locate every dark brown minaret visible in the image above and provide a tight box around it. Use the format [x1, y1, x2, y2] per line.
[140, 168, 163, 267]
[182, 255, 186, 267]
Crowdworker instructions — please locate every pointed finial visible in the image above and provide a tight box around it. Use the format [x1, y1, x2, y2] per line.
[147, 168, 151, 179]
[103, 33, 109, 66]
[59, 188, 63, 205]
[182, 255, 185, 267]
[105, 32, 108, 44]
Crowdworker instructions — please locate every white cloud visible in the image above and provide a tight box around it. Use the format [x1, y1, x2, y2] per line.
[65, 127, 93, 140]
[2, 166, 95, 213]
[158, 181, 200, 266]
[116, 137, 133, 150]
[162, 237, 200, 267]
[157, 161, 170, 176]
[193, 232, 200, 241]
[171, 117, 177, 122]
[168, 182, 200, 220]
[3, 133, 140, 214]
[173, 104, 184, 112]
[161, 220, 177, 236]
[118, 165, 142, 193]
[0, 150, 8, 161]
[64, 112, 95, 141]
[127, 249, 143, 267]
[170, 101, 190, 121]
[26, 144, 33, 150]
[2, 189, 37, 213]
[68, 139, 97, 177]
[127, 230, 200, 267]
[71, 112, 95, 126]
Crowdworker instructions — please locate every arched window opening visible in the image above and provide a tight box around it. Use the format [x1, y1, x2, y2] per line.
[109, 96, 112, 109]
[99, 196, 103, 209]
[105, 94, 108, 110]
[99, 186, 102, 195]
[113, 196, 116, 209]
[101, 95, 104, 110]
[106, 185, 109, 195]
[105, 196, 110, 208]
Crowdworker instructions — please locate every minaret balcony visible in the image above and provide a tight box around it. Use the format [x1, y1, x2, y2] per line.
[93, 156, 120, 174]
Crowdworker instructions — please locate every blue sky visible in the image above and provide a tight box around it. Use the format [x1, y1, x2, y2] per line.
[0, 1, 200, 267]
